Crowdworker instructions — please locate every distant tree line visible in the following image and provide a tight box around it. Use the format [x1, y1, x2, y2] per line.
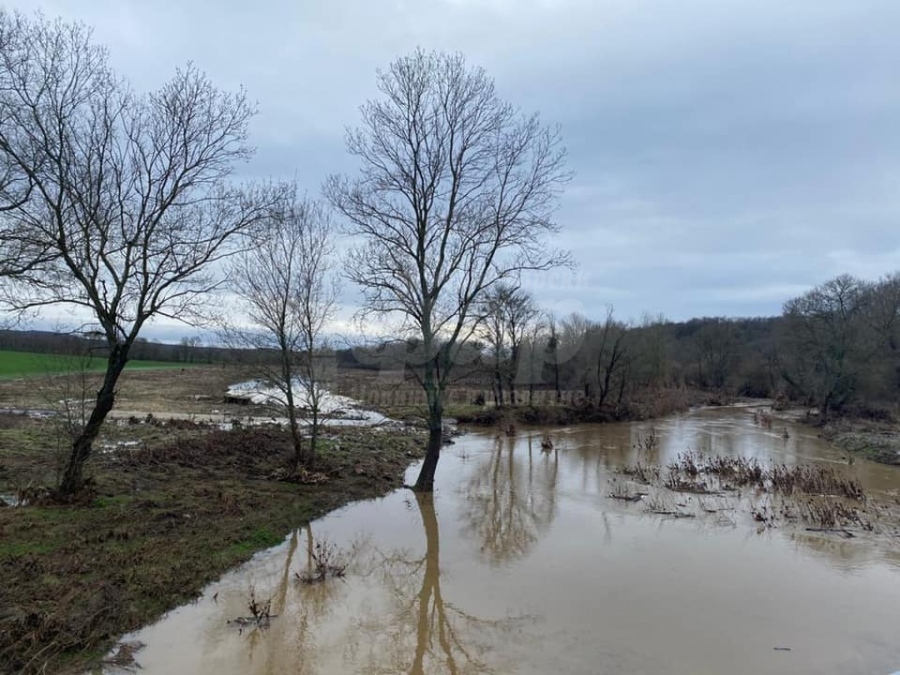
[5, 270, 897, 425]
[405, 271, 899, 423]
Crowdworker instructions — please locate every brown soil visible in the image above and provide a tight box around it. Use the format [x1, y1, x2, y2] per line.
[0, 365, 257, 417]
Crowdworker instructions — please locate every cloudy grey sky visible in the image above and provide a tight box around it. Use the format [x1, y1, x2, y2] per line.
[13, 0, 900, 332]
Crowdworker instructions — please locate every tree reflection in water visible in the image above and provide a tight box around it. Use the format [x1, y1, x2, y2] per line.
[462, 433, 559, 565]
[243, 524, 349, 675]
[356, 492, 532, 675]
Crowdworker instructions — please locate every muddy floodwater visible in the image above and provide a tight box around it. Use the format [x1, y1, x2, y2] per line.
[106, 406, 900, 675]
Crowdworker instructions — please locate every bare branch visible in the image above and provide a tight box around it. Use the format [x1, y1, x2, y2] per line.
[326, 49, 572, 490]
[226, 187, 339, 469]
[0, 10, 271, 493]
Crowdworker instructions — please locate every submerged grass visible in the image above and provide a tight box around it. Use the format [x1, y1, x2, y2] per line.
[0, 416, 424, 674]
[614, 449, 885, 534]
[660, 451, 865, 500]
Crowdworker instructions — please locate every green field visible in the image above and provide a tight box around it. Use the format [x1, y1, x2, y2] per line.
[0, 350, 186, 378]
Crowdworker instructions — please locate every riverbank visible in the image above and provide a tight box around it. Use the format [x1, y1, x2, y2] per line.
[452, 387, 716, 426]
[0, 416, 424, 674]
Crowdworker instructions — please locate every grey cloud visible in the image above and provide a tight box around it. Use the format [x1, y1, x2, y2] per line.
[10, 0, 900, 325]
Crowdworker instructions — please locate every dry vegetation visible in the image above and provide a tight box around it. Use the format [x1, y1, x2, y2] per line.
[615, 449, 898, 537]
[0, 365, 250, 417]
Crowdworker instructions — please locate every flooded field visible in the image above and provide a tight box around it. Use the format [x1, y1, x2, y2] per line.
[105, 406, 900, 675]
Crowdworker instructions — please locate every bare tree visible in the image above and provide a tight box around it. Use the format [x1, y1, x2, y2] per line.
[481, 288, 509, 408]
[516, 319, 549, 406]
[479, 283, 539, 406]
[591, 306, 632, 409]
[228, 191, 338, 470]
[558, 311, 591, 400]
[327, 50, 570, 491]
[544, 312, 563, 404]
[0, 12, 275, 494]
[693, 319, 739, 390]
[779, 274, 872, 416]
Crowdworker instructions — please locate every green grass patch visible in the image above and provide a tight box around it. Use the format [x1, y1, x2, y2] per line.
[0, 539, 59, 557]
[226, 526, 288, 558]
[0, 350, 186, 379]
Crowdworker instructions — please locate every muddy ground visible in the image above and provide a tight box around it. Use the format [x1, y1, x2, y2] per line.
[0, 366, 427, 675]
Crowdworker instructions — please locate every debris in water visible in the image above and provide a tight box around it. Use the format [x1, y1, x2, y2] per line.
[102, 640, 145, 670]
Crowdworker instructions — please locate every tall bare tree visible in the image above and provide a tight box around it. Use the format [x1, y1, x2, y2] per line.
[480, 283, 539, 406]
[544, 312, 563, 404]
[228, 191, 338, 470]
[519, 320, 549, 405]
[694, 319, 739, 390]
[0, 12, 274, 494]
[591, 306, 632, 409]
[558, 311, 591, 401]
[779, 274, 872, 416]
[327, 50, 570, 491]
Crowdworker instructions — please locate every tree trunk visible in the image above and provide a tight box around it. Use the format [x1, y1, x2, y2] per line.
[506, 373, 517, 406]
[598, 362, 611, 408]
[282, 359, 305, 471]
[309, 404, 319, 467]
[59, 344, 129, 495]
[617, 371, 628, 407]
[414, 363, 443, 492]
[507, 344, 519, 406]
[493, 355, 504, 407]
[287, 405, 304, 470]
[414, 420, 443, 492]
[553, 361, 561, 404]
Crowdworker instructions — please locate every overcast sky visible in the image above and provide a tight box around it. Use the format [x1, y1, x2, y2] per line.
[12, 0, 900, 338]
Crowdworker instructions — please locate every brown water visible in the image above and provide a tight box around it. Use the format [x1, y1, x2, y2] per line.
[105, 406, 900, 675]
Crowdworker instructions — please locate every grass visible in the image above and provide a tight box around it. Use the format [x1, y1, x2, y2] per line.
[0, 415, 425, 674]
[0, 350, 187, 379]
[612, 450, 891, 534]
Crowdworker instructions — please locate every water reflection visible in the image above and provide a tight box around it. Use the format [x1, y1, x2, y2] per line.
[237, 524, 348, 675]
[356, 492, 529, 674]
[111, 407, 900, 675]
[461, 434, 559, 566]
